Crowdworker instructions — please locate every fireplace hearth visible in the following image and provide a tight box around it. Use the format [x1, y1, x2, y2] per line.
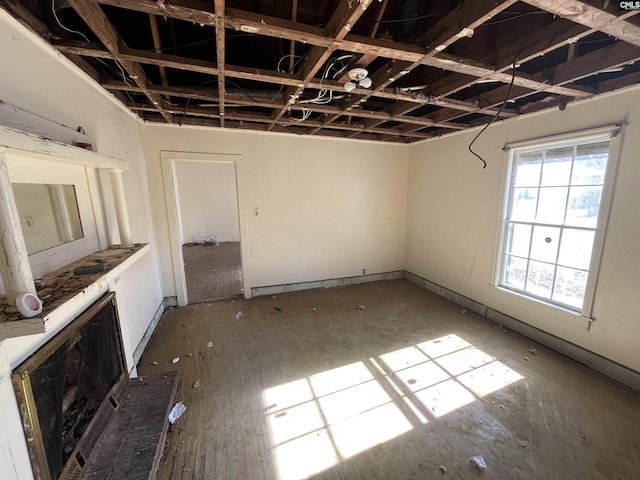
[12, 293, 126, 479]
[12, 292, 178, 480]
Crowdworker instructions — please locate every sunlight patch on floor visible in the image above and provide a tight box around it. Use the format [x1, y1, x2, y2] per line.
[264, 334, 523, 479]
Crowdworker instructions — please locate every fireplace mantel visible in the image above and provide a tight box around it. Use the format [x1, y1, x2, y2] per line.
[0, 244, 150, 340]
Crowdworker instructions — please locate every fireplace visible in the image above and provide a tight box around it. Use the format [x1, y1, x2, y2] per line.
[12, 292, 128, 480]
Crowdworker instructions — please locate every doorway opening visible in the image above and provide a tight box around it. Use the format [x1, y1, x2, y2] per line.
[174, 160, 243, 303]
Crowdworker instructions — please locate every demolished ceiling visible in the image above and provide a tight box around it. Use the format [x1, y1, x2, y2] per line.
[2, 0, 640, 143]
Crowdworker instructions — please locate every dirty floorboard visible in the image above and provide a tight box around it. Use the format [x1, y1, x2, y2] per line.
[182, 242, 243, 303]
[139, 280, 640, 480]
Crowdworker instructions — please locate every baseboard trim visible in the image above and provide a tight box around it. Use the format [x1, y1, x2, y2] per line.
[404, 270, 640, 392]
[163, 296, 178, 308]
[132, 297, 174, 367]
[251, 270, 404, 297]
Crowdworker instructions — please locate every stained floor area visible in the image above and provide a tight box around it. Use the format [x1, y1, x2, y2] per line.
[139, 280, 640, 480]
[182, 242, 243, 303]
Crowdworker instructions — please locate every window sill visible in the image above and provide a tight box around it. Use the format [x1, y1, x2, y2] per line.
[489, 285, 593, 331]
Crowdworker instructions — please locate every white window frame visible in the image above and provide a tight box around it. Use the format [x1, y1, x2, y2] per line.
[495, 125, 623, 319]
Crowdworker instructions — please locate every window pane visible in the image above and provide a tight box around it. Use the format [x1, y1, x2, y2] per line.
[572, 141, 608, 185]
[530, 226, 560, 263]
[514, 151, 542, 187]
[536, 187, 568, 224]
[503, 256, 527, 290]
[558, 229, 595, 270]
[505, 223, 531, 257]
[566, 186, 602, 228]
[541, 147, 573, 186]
[525, 260, 555, 299]
[553, 266, 588, 309]
[511, 188, 538, 221]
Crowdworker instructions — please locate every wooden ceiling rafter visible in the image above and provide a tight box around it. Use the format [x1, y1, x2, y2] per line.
[56, 40, 519, 119]
[88, 0, 592, 99]
[521, 0, 640, 47]
[129, 101, 435, 140]
[148, 14, 169, 92]
[2, 0, 640, 142]
[317, 0, 522, 135]
[267, 0, 374, 130]
[214, 0, 225, 126]
[66, 0, 173, 122]
[336, 0, 389, 83]
[104, 79, 468, 131]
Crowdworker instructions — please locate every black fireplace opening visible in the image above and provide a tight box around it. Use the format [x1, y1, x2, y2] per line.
[13, 293, 126, 479]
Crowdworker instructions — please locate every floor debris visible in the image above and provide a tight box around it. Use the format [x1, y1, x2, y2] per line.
[528, 347, 539, 355]
[151, 361, 158, 365]
[192, 380, 200, 389]
[357, 304, 365, 310]
[470, 455, 487, 470]
[439, 465, 447, 474]
[168, 402, 187, 424]
[275, 306, 282, 311]
[235, 311, 244, 321]
[207, 341, 214, 348]
[171, 357, 180, 364]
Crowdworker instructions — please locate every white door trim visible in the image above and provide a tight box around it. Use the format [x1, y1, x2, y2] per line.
[160, 151, 250, 306]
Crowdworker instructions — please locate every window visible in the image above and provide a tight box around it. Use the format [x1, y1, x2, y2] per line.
[498, 128, 619, 313]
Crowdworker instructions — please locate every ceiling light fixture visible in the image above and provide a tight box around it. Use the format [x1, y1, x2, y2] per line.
[344, 67, 372, 92]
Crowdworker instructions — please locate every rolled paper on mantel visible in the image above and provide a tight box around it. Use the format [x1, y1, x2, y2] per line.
[16, 291, 43, 318]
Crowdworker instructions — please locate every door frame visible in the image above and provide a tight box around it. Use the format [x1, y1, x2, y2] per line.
[160, 151, 250, 305]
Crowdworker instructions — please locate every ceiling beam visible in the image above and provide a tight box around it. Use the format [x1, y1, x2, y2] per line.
[214, 0, 225, 126]
[92, 0, 592, 100]
[103, 79, 468, 130]
[313, 0, 521, 133]
[268, 0, 374, 130]
[337, 0, 390, 83]
[67, 0, 172, 122]
[128, 101, 433, 139]
[148, 14, 169, 91]
[521, 0, 640, 47]
[288, 0, 298, 72]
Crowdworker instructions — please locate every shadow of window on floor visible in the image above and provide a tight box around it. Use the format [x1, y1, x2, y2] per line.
[262, 333, 523, 480]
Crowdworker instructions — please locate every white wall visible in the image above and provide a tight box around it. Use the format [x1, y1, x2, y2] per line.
[406, 85, 640, 374]
[0, 10, 164, 479]
[144, 126, 408, 296]
[175, 161, 240, 243]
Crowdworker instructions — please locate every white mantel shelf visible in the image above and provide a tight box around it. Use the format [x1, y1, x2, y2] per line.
[0, 243, 150, 340]
[0, 123, 129, 170]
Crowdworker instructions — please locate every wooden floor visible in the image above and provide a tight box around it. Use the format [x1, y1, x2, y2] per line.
[139, 280, 640, 480]
[182, 242, 243, 303]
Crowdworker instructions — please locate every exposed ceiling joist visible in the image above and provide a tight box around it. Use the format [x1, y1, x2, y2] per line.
[67, 0, 173, 122]
[3, 0, 639, 142]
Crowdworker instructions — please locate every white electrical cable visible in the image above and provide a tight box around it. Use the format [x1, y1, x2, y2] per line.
[52, 0, 90, 42]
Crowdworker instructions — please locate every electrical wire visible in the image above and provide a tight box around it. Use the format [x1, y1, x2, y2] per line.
[52, 0, 138, 106]
[468, 50, 522, 169]
[179, 79, 217, 126]
[484, 11, 549, 26]
[375, 12, 448, 25]
[51, 0, 90, 42]
[291, 107, 312, 122]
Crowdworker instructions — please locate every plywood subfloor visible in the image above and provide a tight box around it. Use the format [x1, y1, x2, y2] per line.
[182, 242, 243, 303]
[139, 280, 640, 480]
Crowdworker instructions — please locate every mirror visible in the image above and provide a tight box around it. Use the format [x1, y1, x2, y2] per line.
[12, 183, 84, 254]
